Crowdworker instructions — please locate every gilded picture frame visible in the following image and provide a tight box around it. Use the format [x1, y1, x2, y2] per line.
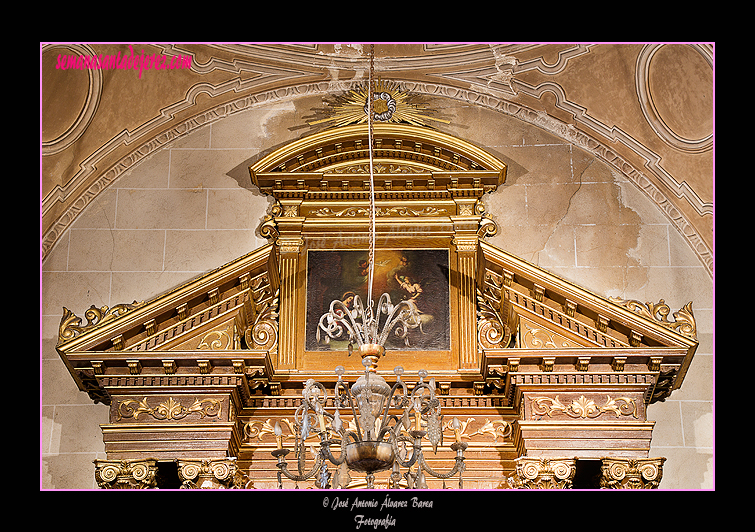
[305, 249, 451, 353]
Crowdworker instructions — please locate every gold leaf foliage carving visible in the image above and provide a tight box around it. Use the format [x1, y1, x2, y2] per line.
[245, 288, 279, 351]
[470, 419, 513, 442]
[310, 206, 448, 217]
[531, 395, 638, 419]
[609, 297, 696, 339]
[197, 325, 234, 350]
[521, 320, 579, 349]
[311, 206, 369, 217]
[476, 288, 513, 349]
[58, 301, 143, 344]
[116, 397, 222, 421]
[332, 163, 425, 174]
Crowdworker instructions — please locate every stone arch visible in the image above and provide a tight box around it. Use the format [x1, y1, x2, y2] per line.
[41, 80, 712, 276]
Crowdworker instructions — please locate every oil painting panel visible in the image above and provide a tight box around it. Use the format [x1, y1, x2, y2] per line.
[305, 249, 450, 352]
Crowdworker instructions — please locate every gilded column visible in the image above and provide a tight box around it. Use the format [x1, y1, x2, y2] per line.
[276, 237, 302, 369]
[271, 195, 305, 371]
[455, 244, 478, 370]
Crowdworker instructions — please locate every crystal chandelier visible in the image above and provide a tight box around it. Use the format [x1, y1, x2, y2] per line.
[270, 45, 467, 489]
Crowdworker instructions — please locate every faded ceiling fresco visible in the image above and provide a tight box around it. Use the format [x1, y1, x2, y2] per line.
[41, 44, 713, 275]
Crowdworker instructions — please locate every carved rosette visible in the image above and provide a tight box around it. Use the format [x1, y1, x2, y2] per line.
[177, 459, 252, 489]
[94, 459, 158, 489]
[600, 458, 666, 489]
[508, 457, 577, 489]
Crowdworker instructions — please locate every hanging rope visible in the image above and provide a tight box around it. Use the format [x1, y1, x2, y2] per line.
[366, 44, 376, 339]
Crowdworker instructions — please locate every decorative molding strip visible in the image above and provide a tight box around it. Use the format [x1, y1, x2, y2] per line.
[635, 44, 713, 154]
[530, 395, 639, 420]
[243, 416, 513, 445]
[115, 396, 222, 421]
[41, 44, 103, 156]
[309, 205, 449, 217]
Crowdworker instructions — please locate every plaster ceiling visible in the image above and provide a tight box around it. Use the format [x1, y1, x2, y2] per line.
[40, 43, 714, 275]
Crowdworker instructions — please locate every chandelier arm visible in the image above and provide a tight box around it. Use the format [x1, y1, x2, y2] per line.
[277, 453, 324, 483]
[376, 300, 421, 346]
[417, 451, 465, 480]
[410, 382, 435, 405]
[378, 381, 408, 434]
[320, 434, 348, 466]
[318, 299, 365, 346]
[376, 414, 401, 441]
[393, 433, 421, 469]
[303, 379, 327, 409]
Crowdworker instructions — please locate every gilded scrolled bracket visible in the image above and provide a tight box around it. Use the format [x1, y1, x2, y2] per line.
[58, 302, 143, 345]
[244, 286, 280, 352]
[609, 297, 697, 340]
[258, 213, 280, 242]
[477, 268, 518, 351]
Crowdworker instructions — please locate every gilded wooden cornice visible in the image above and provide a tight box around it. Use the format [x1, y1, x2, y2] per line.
[56, 243, 280, 405]
[476, 240, 698, 404]
[249, 122, 507, 187]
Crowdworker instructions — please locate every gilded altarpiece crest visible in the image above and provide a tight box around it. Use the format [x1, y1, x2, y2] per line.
[56, 113, 697, 489]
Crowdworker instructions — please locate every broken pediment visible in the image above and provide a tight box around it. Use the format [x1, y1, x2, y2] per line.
[56, 124, 697, 408]
[476, 241, 697, 405]
[54, 119, 698, 488]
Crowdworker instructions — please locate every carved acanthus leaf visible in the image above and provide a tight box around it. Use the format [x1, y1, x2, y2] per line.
[116, 397, 222, 421]
[58, 301, 143, 345]
[609, 297, 696, 339]
[476, 288, 513, 349]
[531, 395, 638, 419]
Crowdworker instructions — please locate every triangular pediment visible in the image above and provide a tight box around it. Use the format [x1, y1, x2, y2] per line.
[476, 241, 697, 403]
[477, 241, 697, 351]
[56, 244, 280, 403]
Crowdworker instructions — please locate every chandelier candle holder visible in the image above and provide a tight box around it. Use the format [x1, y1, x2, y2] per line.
[271, 356, 468, 489]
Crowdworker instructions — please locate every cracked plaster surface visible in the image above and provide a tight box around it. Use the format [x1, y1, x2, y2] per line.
[41, 95, 713, 489]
